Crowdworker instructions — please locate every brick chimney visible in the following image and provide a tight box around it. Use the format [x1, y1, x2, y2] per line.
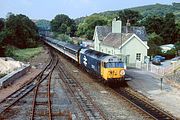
[112, 18, 122, 33]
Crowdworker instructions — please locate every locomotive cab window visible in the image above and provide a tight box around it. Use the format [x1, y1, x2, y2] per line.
[105, 62, 124, 68]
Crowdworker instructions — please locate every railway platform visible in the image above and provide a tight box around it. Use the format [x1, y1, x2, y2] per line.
[126, 68, 180, 119]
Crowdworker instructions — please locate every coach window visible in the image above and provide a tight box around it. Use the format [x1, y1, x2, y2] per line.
[136, 53, 141, 61]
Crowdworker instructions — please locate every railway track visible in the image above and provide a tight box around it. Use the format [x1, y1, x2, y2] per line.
[113, 87, 176, 120]
[30, 58, 69, 120]
[57, 59, 107, 120]
[0, 58, 53, 117]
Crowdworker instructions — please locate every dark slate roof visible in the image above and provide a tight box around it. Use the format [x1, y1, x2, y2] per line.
[101, 33, 134, 48]
[95, 26, 111, 41]
[95, 26, 148, 41]
[122, 26, 148, 41]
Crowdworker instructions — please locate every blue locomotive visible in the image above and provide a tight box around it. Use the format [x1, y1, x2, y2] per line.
[44, 37, 125, 82]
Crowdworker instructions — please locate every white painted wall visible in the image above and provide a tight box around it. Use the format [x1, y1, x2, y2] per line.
[120, 36, 147, 64]
[112, 19, 122, 33]
[100, 36, 148, 64]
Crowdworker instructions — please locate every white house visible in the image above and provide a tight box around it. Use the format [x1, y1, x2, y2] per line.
[93, 18, 149, 66]
[160, 44, 175, 53]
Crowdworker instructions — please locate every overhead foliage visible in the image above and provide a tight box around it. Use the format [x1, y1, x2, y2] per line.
[0, 14, 39, 56]
[161, 13, 178, 44]
[76, 15, 108, 39]
[118, 9, 142, 25]
[51, 14, 76, 36]
[147, 32, 163, 56]
[0, 18, 5, 31]
[142, 13, 179, 45]
[174, 41, 180, 56]
[142, 16, 164, 34]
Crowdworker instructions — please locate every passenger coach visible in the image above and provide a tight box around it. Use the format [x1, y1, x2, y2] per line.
[44, 37, 125, 82]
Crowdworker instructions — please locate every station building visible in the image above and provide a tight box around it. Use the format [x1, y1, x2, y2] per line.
[93, 18, 149, 66]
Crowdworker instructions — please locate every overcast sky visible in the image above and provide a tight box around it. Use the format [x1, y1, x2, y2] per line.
[0, 0, 178, 20]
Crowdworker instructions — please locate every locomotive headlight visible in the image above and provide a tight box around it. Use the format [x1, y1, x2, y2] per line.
[120, 70, 125, 76]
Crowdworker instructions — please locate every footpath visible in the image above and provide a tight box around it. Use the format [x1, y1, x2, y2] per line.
[126, 68, 180, 119]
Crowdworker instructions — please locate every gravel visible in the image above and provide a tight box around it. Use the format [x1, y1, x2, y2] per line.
[58, 54, 147, 120]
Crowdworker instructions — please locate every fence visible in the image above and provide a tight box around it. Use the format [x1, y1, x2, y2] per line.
[127, 61, 180, 77]
[150, 61, 180, 76]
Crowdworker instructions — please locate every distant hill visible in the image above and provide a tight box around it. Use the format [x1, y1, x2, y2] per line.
[75, 2, 180, 24]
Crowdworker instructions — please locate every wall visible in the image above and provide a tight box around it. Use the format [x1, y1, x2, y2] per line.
[120, 36, 147, 64]
[100, 36, 148, 65]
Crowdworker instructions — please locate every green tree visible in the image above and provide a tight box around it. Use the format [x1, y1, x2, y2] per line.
[161, 13, 177, 44]
[51, 14, 76, 36]
[142, 15, 164, 34]
[147, 42, 161, 56]
[4, 14, 38, 48]
[77, 15, 108, 39]
[148, 32, 163, 46]
[0, 19, 5, 31]
[118, 9, 142, 25]
[174, 41, 180, 56]
[56, 34, 73, 43]
[148, 33, 162, 56]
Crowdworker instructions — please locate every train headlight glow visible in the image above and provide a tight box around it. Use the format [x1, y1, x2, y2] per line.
[120, 70, 125, 76]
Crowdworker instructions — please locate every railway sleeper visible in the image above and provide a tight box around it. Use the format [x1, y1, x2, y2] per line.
[35, 101, 48, 105]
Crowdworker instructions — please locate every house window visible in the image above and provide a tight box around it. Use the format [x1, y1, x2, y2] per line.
[136, 53, 141, 61]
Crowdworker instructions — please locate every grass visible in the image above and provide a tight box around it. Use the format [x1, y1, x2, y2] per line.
[12, 47, 43, 61]
[0, 73, 6, 79]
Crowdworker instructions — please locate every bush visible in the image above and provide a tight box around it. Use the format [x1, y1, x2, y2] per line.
[0, 73, 6, 78]
[160, 49, 176, 59]
[5, 46, 43, 61]
[5, 45, 17, 57]
[56, 34, 74, 44]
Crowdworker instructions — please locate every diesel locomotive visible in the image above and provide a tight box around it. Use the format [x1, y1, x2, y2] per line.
[44, 37, 125, 82]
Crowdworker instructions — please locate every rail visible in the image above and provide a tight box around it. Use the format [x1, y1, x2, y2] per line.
[114, 87, 176, 120]
[31, 59, 57, 120]
[0, 58, 53, 116]
[57, 58, 107, 120]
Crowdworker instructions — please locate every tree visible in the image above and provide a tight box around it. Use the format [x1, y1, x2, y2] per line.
[148, 32, 163, 46]
[51, 14, 76, 36]
[147, 42, 161, 56]
[142, 15, 164, 34]
[118, 9, 142, 25]
[148, 33, 162, 56]
[77, 15, 108, 39]
[174, 41, 180, 56]
[0, 18, 5, 31]
[160, 13, 177, 44]
[4, 14, 38, 48]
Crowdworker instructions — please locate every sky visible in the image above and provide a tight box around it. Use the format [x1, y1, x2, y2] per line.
[0, 0, 179, 20]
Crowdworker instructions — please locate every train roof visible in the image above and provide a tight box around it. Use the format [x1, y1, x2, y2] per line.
[81, 49, 122, 62]
[65, 43, 82, 52]
[56, 40, 67, 46]
[81, 49, 109, 59]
